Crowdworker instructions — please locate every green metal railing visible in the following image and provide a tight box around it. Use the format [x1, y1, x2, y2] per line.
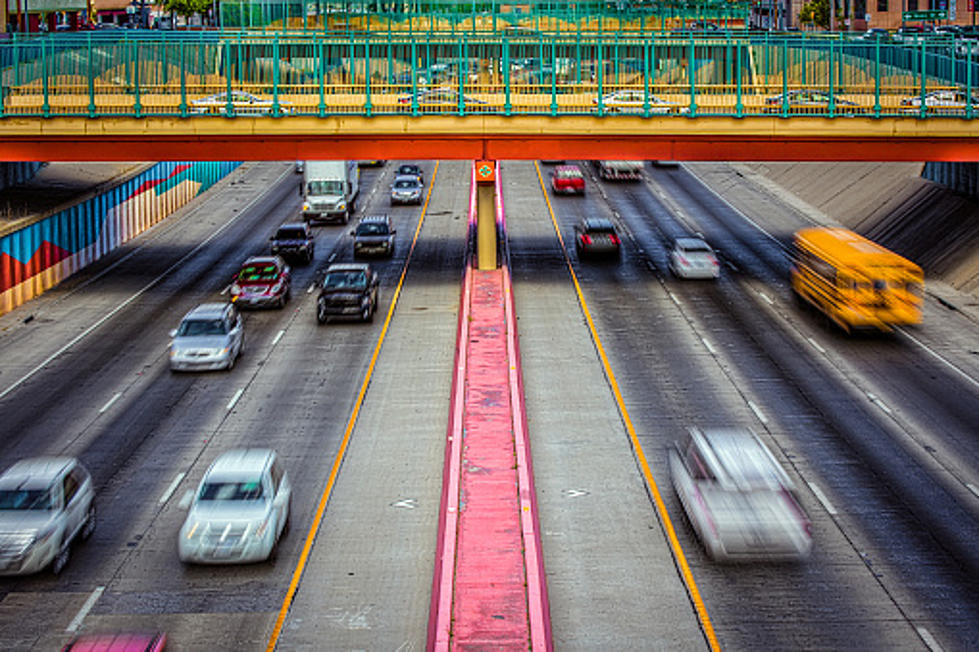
[1, 33, 975, 120]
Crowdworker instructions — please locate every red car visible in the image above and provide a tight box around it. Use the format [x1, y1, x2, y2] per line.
[230, 255, 291, 309]
[62, 631, 167, 651]
[550, 164, 585, 195]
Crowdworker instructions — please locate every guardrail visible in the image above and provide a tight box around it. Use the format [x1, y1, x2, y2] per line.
[1, 33, 975, 119]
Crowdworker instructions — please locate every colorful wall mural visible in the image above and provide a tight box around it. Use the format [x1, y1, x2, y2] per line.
[0, 161, 241, 316]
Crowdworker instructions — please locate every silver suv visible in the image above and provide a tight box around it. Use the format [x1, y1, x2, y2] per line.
[169, 303, 244, 372]
[0, 457, 95, 575]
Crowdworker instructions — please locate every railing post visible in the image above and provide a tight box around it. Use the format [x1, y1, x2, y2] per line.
[41, 38, 49, 117]
[735, 40, 743, 117]
[365, 38, 372, 116]
[643, 38, 650, 116]
[828, 38, 836, 117]
[967, 46, 974, 120]
[318, 37, 326, 117]
[596, 41, 604, 114]
[179, 41, 187, 117]
[134, 40, 142, 117]
[550, 37, 558, 115]
[225, 42, 233, 116]
[873, 39, 881, 118]
[410, 40, 418, 115]
[88, 36, 96, 118]
[781, 38, 788, 117]
[272, 35, 281, 116]
[688, 36, 696, 116]
[919, 39, 926, 119]
[503, 36, 511, 115]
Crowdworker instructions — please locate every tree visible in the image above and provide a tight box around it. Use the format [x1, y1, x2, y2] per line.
[163, 0, 212, 22]
[799, 0, 830, 29]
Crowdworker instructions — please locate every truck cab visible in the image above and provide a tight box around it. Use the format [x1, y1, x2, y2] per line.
[302, 161, 359, 224]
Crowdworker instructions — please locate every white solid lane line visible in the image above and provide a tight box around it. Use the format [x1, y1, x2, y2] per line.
[807, 481, 838, 516]
[272, 329, 285, 346]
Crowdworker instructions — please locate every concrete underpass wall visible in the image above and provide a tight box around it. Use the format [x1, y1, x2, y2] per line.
[0, 162, 44, 195]
[923, 162, 979, 200]
[703, 162, 979, 297]
[0, 160, 241, 316]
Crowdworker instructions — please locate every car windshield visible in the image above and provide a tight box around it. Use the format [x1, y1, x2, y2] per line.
[198, 480, 265, 501]
[556, 168, 582, 179]
[177, 319, 227, 337]
[307, 180, 343, 195]
[356, 223, 389, 236]
[394, 179, 419, 190]
[323, 271, 368, 290]
[398, 167, 419, 176]
[239, 264, 280, 282]
[275, 228, 306, 240]
[0, 489, 53, 510]
[679, 240, 712, 253]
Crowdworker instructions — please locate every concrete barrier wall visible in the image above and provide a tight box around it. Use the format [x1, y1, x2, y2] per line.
[923, 162, 979, 200]
[0, 160, 241, 316]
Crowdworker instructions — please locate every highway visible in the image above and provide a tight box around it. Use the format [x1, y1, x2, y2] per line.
[0, 159, 977, 651]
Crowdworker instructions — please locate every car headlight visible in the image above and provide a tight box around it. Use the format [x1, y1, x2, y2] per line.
[184, 521, 202, 540]
[230, 283, 241, 295]
[302, 203, 311, 211]
[254, 516, 272, 538]
[337, 201, 346, 210]
[31, 524, 57, 547]
[271, 281, 283, 293]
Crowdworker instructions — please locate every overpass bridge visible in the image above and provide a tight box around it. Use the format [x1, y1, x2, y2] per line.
[2, 31, 979, 161]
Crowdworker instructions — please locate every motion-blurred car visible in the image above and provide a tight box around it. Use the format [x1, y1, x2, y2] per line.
[397, 87, 487, 110]
[189, 91, 292, 116]
[316, 262, 379, 323]
[178, 449, 291, 565]
[352, 215, 396, 257]
[593, 90, 684, 114]
[390, 175, 424, 205]
[900, 89, 979, 113]
[764, 89, 858, 113]
[857, 28, 893, 42]
[669, 235, 720, 279]
[230, 256, 291, 309]
[169, 302, 243, 372]
[574, 217, 621, 258]
[0, 457, 95, 575]
[669, 427, 812, 562]
[550, 164, 585, 195]
[395, 163, 424, 184]
[62, 631, 167, 651]
[269, 222, 314, 265]
[359, 160, 386, 167]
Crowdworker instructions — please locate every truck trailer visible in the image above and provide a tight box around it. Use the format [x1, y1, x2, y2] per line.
[596, 160, 644, 181]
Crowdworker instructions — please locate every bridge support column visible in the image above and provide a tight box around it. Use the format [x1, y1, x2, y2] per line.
[474, 160, 497, 270]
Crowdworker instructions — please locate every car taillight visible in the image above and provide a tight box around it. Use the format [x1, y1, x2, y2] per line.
[678, 255, 690, 266]
[710, 256, 719, 266]
[581, 235, 592, 245]
[609, 234, 621, 245]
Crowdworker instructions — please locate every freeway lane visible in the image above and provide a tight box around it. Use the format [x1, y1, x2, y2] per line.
[531, 158, 978, 649]
[0, 160, 432, 649]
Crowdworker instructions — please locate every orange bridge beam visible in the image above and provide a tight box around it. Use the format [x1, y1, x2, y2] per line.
[1, 116, 977, 162]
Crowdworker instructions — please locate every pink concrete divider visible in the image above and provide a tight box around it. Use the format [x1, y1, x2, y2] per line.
[427, 163, 552, 651]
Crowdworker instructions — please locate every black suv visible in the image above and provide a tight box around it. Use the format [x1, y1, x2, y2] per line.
[270, 222, 315, 264]
[316, 263, 379, 324]
[352, 215, 396, 257]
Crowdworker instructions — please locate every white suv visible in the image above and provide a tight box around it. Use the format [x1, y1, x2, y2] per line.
[0, 457, 95, 575]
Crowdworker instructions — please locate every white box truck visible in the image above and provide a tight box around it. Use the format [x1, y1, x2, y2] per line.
[596, 160, 644, 181]
[302, 161, 359, 224]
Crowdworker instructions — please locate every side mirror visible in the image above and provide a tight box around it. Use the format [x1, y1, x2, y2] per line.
[350, 230, 355, 236]
[391, 229, 397, 234]
[178, 490, 194, 510]
[169, 329, 177, 338]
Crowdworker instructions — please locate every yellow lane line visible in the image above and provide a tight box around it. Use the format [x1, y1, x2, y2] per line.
[266, 161, 441, 651]
[533, 162, 721, 652]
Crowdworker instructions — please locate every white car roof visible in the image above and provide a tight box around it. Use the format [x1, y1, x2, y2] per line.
[204, 448, 275, 480]
[0, 457, 78, 488]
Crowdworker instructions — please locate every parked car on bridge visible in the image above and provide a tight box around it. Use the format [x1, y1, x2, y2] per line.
[669, 427, 812, 562]
[352, 214, 396, 257]
[900, 89, 979, 113]
[0, 457, 95, 576]
[230, 256, 291, 309]
[316, 262, 379, 323]
[178, 448, 291, 565]
[593, 90, 685, 115]
[669, 235, 720, 279]
[550, 164, 585, 195]
[857, 28, 893, 42]
[398, 87, 487, 111]
[190, 91, 292, 116]
[574, 217, 621, 258]
[169, 303, 244, 372]
[764, 89, 858, 114]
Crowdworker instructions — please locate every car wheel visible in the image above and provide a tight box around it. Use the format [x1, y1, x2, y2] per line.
[226, 353, 235, 371]
[51, 541, 69, 575]
[81, 505, 96, 540]
[317, 302, 328, 324]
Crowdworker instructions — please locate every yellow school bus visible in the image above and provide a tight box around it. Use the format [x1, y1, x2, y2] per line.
[790, 227, 923, 332]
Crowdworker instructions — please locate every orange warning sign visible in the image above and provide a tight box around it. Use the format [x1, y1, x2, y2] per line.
[475, 160, 496, 184]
